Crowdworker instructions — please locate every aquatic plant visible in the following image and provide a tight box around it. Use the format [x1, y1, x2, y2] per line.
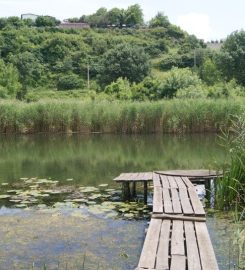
[216, 115, 245, 212]
[0, 98, 243, 134]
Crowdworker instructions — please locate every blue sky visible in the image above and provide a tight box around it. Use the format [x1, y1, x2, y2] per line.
[1, 0, 244, 41]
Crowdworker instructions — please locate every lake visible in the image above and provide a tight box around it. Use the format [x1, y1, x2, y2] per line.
[0, 134, 237, 270]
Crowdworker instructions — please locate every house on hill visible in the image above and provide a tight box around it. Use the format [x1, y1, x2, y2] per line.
[21, 13, 39, 21]
[59, 22, 90, 29]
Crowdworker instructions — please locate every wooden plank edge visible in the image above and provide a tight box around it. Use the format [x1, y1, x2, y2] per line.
[152, 213, 206, 222]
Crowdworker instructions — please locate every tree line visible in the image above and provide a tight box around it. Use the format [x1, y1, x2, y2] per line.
[0, 5, 244, 101]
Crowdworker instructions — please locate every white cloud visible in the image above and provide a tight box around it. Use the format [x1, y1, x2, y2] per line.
[177, 13, 212, 41]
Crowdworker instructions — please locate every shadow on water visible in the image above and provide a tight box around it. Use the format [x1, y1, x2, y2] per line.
[0, 133, 236, 270]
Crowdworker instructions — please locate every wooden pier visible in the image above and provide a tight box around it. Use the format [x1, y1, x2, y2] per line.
[114, 170, 220, 270]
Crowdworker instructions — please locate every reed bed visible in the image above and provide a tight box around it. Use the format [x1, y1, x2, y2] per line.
[0, 99, 244, 134]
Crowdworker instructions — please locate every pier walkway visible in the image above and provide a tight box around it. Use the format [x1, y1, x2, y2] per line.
[114, 170, 220, 270]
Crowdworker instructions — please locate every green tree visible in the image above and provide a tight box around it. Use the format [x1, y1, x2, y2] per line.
[35, 16, 60, 27]
[87, 8, 109, 27]
[217, 30, 245, 85]
[0, 59, 21, 98]
[149, 12, 170, 28]
[57, 74, 84, 90]
[125, 4, 144, 26]
[107, 8, 124, 27]
[105, 77, 132, 99]
[158, 67, 202, 98]
[199, 58, 220, 85]
[98, 43, 150, 85]
[12, 52, 45, 88]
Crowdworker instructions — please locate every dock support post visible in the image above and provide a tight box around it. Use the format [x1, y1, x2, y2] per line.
[144, 181, 148, 205]
[122, 182, 130, 201]
[205, 179, 211, 207]
[132, 182, 136, 198]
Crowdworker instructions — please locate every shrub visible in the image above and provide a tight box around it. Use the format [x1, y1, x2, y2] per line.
[57, 74, 84, 90]
[157, 67, 202, 98]
[105, 78, 132, 100]
[176, 85, 207, 99]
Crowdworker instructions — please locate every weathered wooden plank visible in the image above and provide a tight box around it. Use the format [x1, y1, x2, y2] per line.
[195, 222, 219, 270]
[144, 172, 153, 181]
[181, 177, 193, 188]
[174, 177, 187, 189]
[155, 220, 171, 270]
[160, 175, 170, 188]
[153, 173, 162, 187]
[184, 221, 201, 270]
[113, 173, 127, 181]
[188, 188, 205, 216]
[170, 255, 186, 270]
[152, 213, 206, 222]
[171, 220, 185, 256]
[178, 188, 194, 215]
[153, 186, 163, 213]
[171, 189, 182, 214]
[138, 219, 162, 269]
[162, 188, 173, 214]
[156, 169, 222, 178]
[167, 176, 178, 189]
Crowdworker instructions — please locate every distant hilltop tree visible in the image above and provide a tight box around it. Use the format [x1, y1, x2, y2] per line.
[35, 16, 60, 27]
[149, 12, 170, 28]
[71, 4, 144, 28]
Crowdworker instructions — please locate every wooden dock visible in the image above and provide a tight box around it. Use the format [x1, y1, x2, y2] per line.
[114, 170, 220, 270]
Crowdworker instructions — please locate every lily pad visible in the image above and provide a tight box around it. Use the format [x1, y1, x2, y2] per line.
[71, 199, 87, 203]
[124, 213, 134, 218]
[79, 186, 99, 193]
[98, 184, 108, 188]
[15, 204, 27, 208]
[0, 195, 11, 199]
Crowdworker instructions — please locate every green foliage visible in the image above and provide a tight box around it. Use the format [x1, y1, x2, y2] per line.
[105, 78, 132, 100]
[149, 12, 170, 28]
[199, 58, 221, 85]
[0, 99, 242, 134]
[217, 30, 245, 85]
[57, 74, 84, 90]
[124, 4, 144, 26]
[98, 43, 150, 85]
[157, 68, 202, 98]
[176, 85, 207, 99]
[0, 59, 21, 98]
[216, 115, 245, 211]
[82, 4, 143, 28]
[35, 16, 60, 27]
[10, 51, 45, 88]
[131, 77, 160, 100]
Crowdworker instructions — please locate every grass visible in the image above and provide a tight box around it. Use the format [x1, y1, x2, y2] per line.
[0, 98, 244, 134]
[215, 115, 245, 212]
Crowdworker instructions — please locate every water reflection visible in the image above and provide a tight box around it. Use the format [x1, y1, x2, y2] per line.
[0, 133, 227, 185]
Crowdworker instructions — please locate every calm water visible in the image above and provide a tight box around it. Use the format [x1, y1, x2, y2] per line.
[0, 133, 227, 185]
[0, 134, 236, 270]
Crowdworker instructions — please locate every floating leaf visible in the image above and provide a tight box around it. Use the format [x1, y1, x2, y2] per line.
[99, 184, 108, 188]
[72, 199, 87, 203]
[15, 204, 27, 208]
[124, 213, 134, 218]
[0, 195, 11, 199]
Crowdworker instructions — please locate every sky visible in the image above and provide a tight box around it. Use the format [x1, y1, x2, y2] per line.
[0, 0, 244, 41]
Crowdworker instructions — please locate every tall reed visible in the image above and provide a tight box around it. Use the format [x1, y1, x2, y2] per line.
[0, 99, 243, 134]
[216, 115, 245, 212]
